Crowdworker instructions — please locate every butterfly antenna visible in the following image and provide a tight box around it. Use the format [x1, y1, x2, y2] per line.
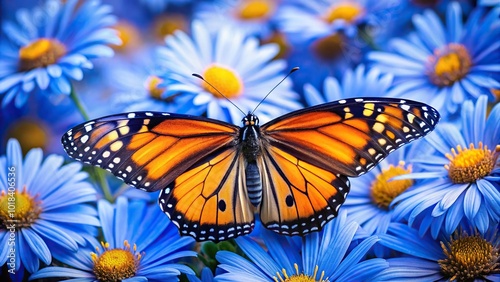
[192, 73, 246, 116]
[251, 67, 299, 114]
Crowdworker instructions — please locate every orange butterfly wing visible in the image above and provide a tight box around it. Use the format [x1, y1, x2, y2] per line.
[261, 98, 439, 177]
[258, 97, 439, 235]
[61, 112, 239, 192]
[158, 148, 255, 242]
[258, 145, 350, 235]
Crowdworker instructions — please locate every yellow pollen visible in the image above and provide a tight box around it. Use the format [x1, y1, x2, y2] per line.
[438, 231, 499, 281]
[154, 14, 188, 41]
[5, 118, 49, 155]
[237, 0, 274, 20]
[324, 3, 364, 23]
[0, 187, 41, 228]
[18, 38, 66, 72]
[428, 43, 471, 87]
[274, 264, 328, 282]
[112, 21, 141, 52]
[445, 142, 497, 184]
[312, 33, 344, 61]
[202, 65, 243, 98]
[145, 75, 166, 100]
[371, 162, 414, 210]
[91, 240, 142, 282]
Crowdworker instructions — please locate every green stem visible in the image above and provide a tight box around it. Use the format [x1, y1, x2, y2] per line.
[69, 85, 114, 202]
[69, 86, 90, 121]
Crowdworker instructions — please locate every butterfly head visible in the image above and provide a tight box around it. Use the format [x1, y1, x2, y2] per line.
[242, 113, 259, 127]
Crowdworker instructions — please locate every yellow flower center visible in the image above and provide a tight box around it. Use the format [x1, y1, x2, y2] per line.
[91, 241, 142, 282]
[18, 38, 67, 72]
[112, 21, 141, 52]
[324, 3, 363, 23]
[145, 75, 166, 100]
[274, 264, 328, 282]
[202, 65, 243, 98]
[439, 231, 499, 281]
[312, 33, 345, 61]
[445, 142, 498, 184]
[371, 162, 414, 210]
[153, 14, 188, 41]
[237, 0, 275, 20]
[0, 187, 42, 228]
[428, 44, 471, 87]
[5, 118, 49, 155]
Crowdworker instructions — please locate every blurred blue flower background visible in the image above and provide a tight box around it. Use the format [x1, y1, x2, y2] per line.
[1, 0, 499, 281]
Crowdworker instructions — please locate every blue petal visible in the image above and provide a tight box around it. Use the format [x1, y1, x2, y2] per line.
[20, 228, 51, 265]
[0, 72, 23, 93]
[484, 102, 500, 149]
[97, 200, 115, 247]
[446, 3, 462, 43]
[443, 193, 464, 234]
[31, 220, 78, 251]
[412, 11, 444, 50]
[216, 251, 271, 281]
[114, 197, 128, 248]
[463, 185, 482, 220]
[235, 237, 280, 278]
[19, 233, 40, 274]
[331, 236, 379, 280]
[35, 68, 50, 89]
[14, 89, 30, 108]
[29, 267, 94, 280]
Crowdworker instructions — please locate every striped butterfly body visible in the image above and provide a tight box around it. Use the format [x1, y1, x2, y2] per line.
[62, 97, 440, 242]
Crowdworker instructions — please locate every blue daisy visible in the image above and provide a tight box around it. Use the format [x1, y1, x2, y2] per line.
[0, 139, 99, 279]
[343, 143, 433, 256]
[0, 0, 120, 108]
[303, 64, 394, 106]
[30, 197, 196, 281]
[156, 20, 301, 124]
[195, 0, 278, 38]
[108, 50, 202, 116]
[215, 210, 388, 281]
[392, 95, 500, 238]
[377, 223, 500, 281]
[275, 1, 393, 89]
[368, 3, 500, 119]
[276, 0, 389, 42]
[0, 94, 82, 155]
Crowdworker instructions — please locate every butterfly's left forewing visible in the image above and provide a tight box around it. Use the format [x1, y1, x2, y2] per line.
[61, 112, 239, 192]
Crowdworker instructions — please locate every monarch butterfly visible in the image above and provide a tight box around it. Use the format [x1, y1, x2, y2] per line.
[62, 97, 439, 242]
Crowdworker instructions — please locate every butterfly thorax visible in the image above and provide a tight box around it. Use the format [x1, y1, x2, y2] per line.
[240, 113, 262, 162]
[241, 113, 263, 207]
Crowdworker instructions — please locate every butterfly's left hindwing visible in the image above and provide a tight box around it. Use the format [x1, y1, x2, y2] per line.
[159, 148, 255, 242]
[61, 112, 239, 192]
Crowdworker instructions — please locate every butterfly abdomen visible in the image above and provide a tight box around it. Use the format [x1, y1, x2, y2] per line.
[245, 162, 262, 206]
